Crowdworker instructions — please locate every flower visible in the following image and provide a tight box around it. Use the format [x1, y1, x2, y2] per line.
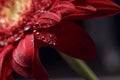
[0, 0, 120, 80]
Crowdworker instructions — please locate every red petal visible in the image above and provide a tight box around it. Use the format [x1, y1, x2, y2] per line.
[85, 0, 120, 16]
[12, 34, 34, 77]
[12, 34, 48, 79]
[50, 1, 76, 15]
[0, 47, 3, 53]
[6, 75, 14, 80]
[0, 0, 5, 6]
[38, 11, 61, 28]
[32, 49, 49, 80]
[12, 59, 33, 78]
[52, 21, 96, 59]
[65, 0, 120, 20]
[13, 34, 34, 67]
[0, 45, 14, 80]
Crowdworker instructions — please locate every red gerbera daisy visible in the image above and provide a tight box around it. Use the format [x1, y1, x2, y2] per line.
[0, 0, 120, 80]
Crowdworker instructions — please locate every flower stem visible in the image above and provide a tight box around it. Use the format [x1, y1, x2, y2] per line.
[59, 53, 99, 80]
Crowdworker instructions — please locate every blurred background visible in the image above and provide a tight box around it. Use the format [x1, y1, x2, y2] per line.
[13, 0, 120, 80]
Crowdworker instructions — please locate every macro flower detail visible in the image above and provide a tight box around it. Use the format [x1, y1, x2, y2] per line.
[0, 0, 120, 80]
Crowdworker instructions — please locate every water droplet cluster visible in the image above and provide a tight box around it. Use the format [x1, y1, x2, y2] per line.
[0, 0, 75, 47]
[0, 0, 57, 47]
[35, 32, 57, 45]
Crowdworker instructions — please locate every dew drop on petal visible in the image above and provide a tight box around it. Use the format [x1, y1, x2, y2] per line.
[41, 35, 45, 39]
[36, 10, 44, 13]
[0, 41, 5, 47]
[15, 37, 21, 42]
[49, 34, 52, 38]
[36, 32, 40, 35]
[33, 30, 37, 33]
[45, 3, 51, 9]
[53, 42, 56, 45]
[0, 40, 7, 47]
[24, 27, 31, 32]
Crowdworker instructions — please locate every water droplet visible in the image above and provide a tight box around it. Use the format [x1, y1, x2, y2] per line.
[53, 42, 56, 45]
[24, 27, 31, 31]
[0, 40, 7, 47]
[49, 19, 53, 24]
[33, 30, 37, 33]
[15, 37, 21, 42]
[36, 10, 44, 13]
[43, 39, 48, 42]
[46, 4, 50, 9]
[41, 24, 50, 28]
[49, 34, 52, 38]
[41, 36, 45, 39]
[0, 41, 5, 47]
[36, 32, 40, 35]
[40, 10, 44, 13]
[31, 39, 34, 42]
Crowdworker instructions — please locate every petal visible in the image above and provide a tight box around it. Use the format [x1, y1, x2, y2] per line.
[12, 59, 33, 78]
[13, 34, 34, 68]
[50, 0, 96, 20]
[6, 75, 14, 80]
[0, 47, 3, 53]
[52, 21, 96, 59]
[38, 11, 61, 28]
[0, 45, 14, 80]
[12, 34, 48, 79]
[0, 0, 5, 6]
[32, 49, 49, 80]
[50, 1, 76, 15]
[64, 0, 97, 18]
[65, 0, 120, 20]
[85, 0, 120, 16]
[12, 34, 35, 77]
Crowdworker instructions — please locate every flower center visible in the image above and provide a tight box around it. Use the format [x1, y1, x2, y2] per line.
[0, 0, 57, 47]
[0, 0, 32, 29]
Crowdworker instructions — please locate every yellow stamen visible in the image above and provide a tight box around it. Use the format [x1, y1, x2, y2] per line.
[0, 0, 32, 28]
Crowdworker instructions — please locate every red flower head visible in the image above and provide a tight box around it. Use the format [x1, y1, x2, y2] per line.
[0, 0, 120, 80]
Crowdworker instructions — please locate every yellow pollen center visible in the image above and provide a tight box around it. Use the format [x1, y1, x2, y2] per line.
[0, 0, 32, 29]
